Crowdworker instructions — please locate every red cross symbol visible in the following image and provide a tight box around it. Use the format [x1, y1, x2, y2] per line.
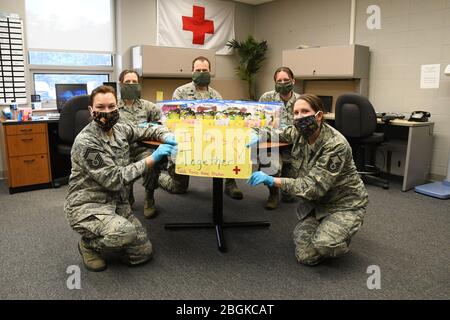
[182, 6, 214, 45]
[233, 166, 241, 175]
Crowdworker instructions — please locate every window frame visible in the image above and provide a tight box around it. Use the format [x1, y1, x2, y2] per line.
[24, 0, 116, 108]
[27, 49, 114, 68]
[29, 60, 114, 108]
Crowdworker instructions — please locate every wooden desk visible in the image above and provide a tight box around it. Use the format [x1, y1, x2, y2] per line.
[324, 113, 434, 191]
[324, 113, 433, 127]
[0, 118, 69, 193]
[1, 119, 52, 192]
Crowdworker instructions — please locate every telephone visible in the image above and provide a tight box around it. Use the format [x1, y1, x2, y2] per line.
[408, 111, 430, 122]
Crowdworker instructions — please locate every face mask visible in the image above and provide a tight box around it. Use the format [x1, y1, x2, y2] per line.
[120, 83, 141, 100]
[92, 109, 120, 132]
[275, 81, 293, 95]
[192, 71, 211, 87]
[294, 111, 320, 138]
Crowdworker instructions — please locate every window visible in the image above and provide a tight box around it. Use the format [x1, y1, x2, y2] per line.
[25, 0, 114, 52]
[33, 73, 109, 102]
[29, 52, 112, 67]
[25, 0, 115, 107]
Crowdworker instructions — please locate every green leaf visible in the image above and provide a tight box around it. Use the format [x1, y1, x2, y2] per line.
[227, 35, 268, 99]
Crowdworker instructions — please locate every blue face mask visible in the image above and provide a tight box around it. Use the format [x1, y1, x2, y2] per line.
[294, 111, 320, 138]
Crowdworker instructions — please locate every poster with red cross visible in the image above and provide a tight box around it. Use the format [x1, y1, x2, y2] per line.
[157, 0, 235, 55]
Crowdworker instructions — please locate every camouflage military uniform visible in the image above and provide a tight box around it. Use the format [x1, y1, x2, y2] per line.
[64, 121, 170, 263]
[258, 123, 368, 265]
[259, 91, 301, 202]
[118, 99, 162, 196]
[259, 90, 301, 127]
[172, 81, 222, 101]
[159, 82, 223, 193]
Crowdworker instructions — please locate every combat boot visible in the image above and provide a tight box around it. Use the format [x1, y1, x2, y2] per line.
[224, 179, 243, 200]
[265, 186, 279, 210]
[143, 191, 157, 219]
[78, 239, 106, 272]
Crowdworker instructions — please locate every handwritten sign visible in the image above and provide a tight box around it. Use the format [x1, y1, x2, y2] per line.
[173, 122, 252, 179]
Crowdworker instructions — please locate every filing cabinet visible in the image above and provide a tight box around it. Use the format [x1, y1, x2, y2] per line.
[133, 45, 216, 77]
[282, 45, 369, 79]
[0, 122, 52, 191]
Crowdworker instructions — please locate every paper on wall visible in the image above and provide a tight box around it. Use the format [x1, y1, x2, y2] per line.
[420, 64, 440, 89]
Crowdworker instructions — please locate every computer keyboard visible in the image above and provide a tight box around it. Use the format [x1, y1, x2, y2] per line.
[376, 112, 405, 120]
[46, 113, 60, 119]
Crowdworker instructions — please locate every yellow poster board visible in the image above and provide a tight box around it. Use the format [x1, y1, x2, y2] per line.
[173, 123, 252, 179]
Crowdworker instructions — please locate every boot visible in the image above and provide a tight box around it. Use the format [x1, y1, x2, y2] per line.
[224, 179, 243, 200]
[143, 190, 157, 219]
[265, 186, 279, 210]
[78, 239, 107, 272]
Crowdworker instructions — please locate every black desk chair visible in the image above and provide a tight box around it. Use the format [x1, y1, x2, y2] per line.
[53, 95, 91, 187]
[335, 93, 389, 189]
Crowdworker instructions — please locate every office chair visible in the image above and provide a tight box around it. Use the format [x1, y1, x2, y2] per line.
[335, 93, 389, 189]
[53, 95, 91, 187]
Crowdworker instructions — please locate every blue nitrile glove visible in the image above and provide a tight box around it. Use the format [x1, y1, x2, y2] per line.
[164, 134, 177, 146]
[151, 144, 175, 163]
[247, 171, 274, 187]
[171, 145, 178, 158]
[246, 132, 260, 148]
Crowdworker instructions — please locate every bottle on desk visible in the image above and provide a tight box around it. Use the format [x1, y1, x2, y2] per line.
[10, 102, 18, 120]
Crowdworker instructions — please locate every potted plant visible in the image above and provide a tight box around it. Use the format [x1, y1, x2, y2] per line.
[226, 35, 268, 100]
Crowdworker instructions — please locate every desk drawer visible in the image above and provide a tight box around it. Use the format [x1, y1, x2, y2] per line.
[5, 123, 46, 136]
[7, 133, 48, 157]
[9, 154, 51, 187]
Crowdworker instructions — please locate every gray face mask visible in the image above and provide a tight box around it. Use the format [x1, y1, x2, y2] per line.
[120, 83, 141, 100]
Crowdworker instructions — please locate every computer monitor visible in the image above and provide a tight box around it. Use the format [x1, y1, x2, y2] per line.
[317, 95, 333, 113]
[103, 81, 117, 93]
[55, 83, 88, 112]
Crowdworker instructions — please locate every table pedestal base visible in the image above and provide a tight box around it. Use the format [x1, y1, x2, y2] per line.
[164, 178, 270, 252]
